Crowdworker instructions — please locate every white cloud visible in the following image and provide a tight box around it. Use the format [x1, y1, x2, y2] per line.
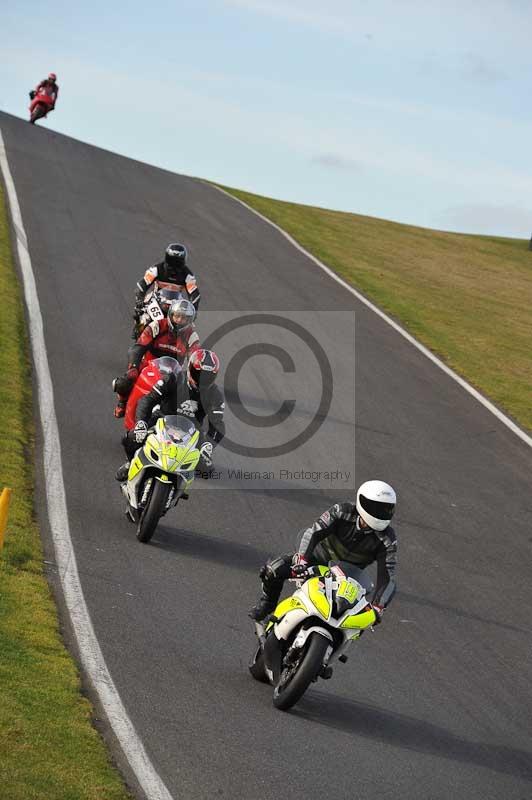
[311, 154, 360, 172]
[222, 0, 532, 48]
[222, 0, 532, 84]
[460, 52, 508, 85]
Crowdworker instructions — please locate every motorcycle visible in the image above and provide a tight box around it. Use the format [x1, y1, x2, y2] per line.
[123, 356, 182, 431]
[132, 285, 188, 339]
[29, 88, 55, 124]
[121, 414, 201, 543]
[249, 562, 378, 710]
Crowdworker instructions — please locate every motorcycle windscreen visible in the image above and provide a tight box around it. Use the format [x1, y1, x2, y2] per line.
[162, 414, 198, 444]
[330, 561, 374, 594]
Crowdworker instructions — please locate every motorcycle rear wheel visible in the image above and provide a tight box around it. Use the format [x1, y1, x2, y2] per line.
[136, 480, 171, 543]
[272, 633, 330, 711]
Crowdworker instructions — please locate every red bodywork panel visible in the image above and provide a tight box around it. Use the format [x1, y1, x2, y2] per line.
[29, 90, 55, 114]
[124, 362, 162, 431]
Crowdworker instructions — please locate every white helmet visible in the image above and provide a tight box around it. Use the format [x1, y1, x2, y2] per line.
[356, 480, 396, 532]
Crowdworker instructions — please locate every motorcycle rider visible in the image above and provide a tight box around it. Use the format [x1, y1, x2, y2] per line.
[132, 286, 184, 339]
[134, 243, 200, 325]
[249, 481, 397, 626]
[113, 297, 200, 418]
[30, 73, 59, 107]
[116, 349, 225, 481]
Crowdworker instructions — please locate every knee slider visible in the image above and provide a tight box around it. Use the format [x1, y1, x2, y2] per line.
[114, 375, 132, 395]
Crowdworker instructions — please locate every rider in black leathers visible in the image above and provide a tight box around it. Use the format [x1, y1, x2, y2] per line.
[134, 242, 200, 316]
[249, 481, 398, 622]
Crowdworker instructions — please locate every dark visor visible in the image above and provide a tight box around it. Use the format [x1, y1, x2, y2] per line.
[359, 494, 395, 521]
[191, 367, 215, 386]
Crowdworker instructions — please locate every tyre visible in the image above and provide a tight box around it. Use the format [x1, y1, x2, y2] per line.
[272, 632, 330, 711]
[136, 479, 171, 543]
[30, 104, 46, 124]
[249, 645, 269, 684]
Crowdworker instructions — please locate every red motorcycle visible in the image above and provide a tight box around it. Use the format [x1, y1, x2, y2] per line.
[29, 88, 55, 124]
[123, 357, 182, 431]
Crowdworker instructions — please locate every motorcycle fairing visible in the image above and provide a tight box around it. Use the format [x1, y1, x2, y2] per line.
[126, 416, 201, 508]
[268, 568, 377, 643]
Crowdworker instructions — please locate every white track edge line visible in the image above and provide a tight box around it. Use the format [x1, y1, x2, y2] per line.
[210, 183, 532, 449]
[0, 129, 174, 800]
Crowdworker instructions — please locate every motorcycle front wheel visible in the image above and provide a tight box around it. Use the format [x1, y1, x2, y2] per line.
[272, 633, 330, 711]
[30, 104, 46, 124]
[136, 480, 172, 543]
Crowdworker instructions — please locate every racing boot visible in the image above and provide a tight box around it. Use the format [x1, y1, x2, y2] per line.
[115, 461, 130, 482]
[114, 397, 127, 418]
[249, 559, 288, 620]
[112, 368, 138, 418]
[249, 592, 276, 622]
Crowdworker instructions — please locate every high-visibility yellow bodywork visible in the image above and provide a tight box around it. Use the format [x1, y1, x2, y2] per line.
[269, 566, 377, 642]
[125, 415, 201, 510]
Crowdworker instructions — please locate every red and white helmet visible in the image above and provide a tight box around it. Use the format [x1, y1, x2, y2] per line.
[48, 72, 57, 82]
[356, 480, 396, 531]
[187, 349, 220, 390]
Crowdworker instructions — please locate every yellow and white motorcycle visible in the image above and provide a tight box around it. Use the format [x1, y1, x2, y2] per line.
[249, 562, 378, 710]
[122, 414, 201, 543]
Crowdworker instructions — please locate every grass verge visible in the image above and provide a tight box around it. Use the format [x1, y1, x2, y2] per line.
[0, 183, 132, 799]
[219, 185, 532, 432]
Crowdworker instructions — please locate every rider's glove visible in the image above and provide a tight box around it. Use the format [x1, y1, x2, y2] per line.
[29, 90, 36, 99]
[290, 554, 309, 579]
[371, 604, 384, 624]
[133, 420, 149, 444]
[292, 553, 308, 567]
[291, 564, 310, 579]
[199, 441, 213, 467]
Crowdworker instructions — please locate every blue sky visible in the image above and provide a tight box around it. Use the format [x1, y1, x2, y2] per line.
[1, 0, 531, 237]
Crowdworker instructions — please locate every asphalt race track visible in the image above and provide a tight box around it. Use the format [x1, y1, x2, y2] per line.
[2, 110, 532, 800]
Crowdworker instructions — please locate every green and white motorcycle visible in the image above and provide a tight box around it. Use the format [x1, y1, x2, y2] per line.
[122, 414, 201, 543]
[249, 562, 378, 711]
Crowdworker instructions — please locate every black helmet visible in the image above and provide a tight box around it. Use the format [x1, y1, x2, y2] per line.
[165, 243, 187, 270]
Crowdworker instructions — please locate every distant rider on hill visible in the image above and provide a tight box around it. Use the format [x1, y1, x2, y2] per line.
[30, 73, 59, 108]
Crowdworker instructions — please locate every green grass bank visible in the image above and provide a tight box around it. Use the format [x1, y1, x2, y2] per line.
[220, 186, 532, 432]
[0, 183, 131, 799]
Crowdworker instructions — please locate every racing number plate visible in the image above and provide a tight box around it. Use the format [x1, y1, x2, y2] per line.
[147, 299, 164, 320]
[337, 579, 358, 604]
